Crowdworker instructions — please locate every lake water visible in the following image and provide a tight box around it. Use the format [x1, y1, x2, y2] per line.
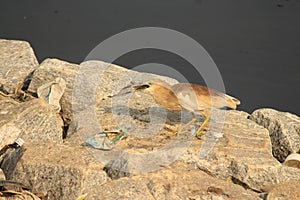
[1, 0, 299, 115]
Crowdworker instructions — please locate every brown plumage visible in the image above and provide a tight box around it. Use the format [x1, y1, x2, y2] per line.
[132, 79, 241, 137]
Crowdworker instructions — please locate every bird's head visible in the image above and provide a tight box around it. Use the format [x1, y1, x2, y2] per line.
[132, 79, 182, 111]
[132, 79, 171, 95]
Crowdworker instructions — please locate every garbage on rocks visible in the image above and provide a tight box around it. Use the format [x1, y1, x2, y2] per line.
[37, 77, 66, 113]
[85, 128, 127, 150]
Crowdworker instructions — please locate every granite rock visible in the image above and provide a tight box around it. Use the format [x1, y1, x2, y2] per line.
[97, 162, 260, 200]
[265, 179, 300, 200]
[0, 39, 38, 93]
[73, 61, 300, 192]
[250, 108, 300, 162]
[11, 141, 108, 200]
[0, 96, 63, 143]
[179, 109, 286, 191]
[68, 60, 178, 138]
[28, 58, 80, 123]
[1, 39, 300, 200]
[0, 169, 5, 180]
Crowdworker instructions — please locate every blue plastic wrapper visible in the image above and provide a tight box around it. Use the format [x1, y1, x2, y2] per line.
[86, 129, 127, 150]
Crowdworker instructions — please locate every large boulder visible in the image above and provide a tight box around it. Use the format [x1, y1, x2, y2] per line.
[0, 96, 63, 143]
[264, 179, 300, 200]
[70, 61, 300, 192]
[1, 39, 300, 200]
[0, 39, 38, 93]
[179, 109, 298, 191]
[11, 141, 108, 200]
[28, 58, 80, 123]
[96, 162, 260, 200]
[250, 108, 300, 162]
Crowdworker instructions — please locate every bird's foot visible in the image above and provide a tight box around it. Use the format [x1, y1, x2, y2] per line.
[163, 124, 189, 137]
[163, 124, 178, 137]
[173, 117, 197, 136]
[195, 129, 204, 139]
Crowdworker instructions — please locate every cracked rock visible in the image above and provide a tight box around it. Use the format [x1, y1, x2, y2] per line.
[11, 141, 108, 200]
[28, 58, 79, 123]
[0, 96, 63, 143]
[250, 108, 300, 162]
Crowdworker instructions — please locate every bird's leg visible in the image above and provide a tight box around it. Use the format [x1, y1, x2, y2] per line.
[195, 114, 209, 138]
[176, 113, 197, 135]
[163, 113, 196, 136]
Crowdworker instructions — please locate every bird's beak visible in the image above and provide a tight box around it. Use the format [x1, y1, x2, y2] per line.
[132, 84, 150, 92]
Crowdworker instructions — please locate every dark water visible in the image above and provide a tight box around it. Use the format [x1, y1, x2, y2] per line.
[1, 0, 299, 115]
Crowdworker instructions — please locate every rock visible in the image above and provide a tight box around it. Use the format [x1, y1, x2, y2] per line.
[0, 122, 21, 150]
[92, 177, 154, 200]
[0, 39, 38, 93]
[1, 38, 299, 199]
[73, 60, 178, 137]
[179, 109, 300, 191]
[0, 96, 63, 143]
[11, 141, 108, 200]
[250, 108, 300, 162]
[71, 61, 300, 192]
[104, 157, 130, 180]
[0, 150, 41, 200]
[265, 179, 300, 200]
[96, 162, 260, 200]
[0, 169, 5, 180]
[69, 60, 178, 142]
[28, 58, 80, 123]
[27, 59, 178, 138]
[0, 146, 24, 180]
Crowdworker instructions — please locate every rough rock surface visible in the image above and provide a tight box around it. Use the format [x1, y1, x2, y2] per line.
[72, 61, 300, 192]
[0, 169, 5, 180]
[96, 162, 260, 200]
[0, 122, 21, 149]
[28, 58, 80, 123]
[251, 108, 300, 162]
[0, 99, 22, 150]
[265, 179, 300, 200]
[1, 39, 300, 200]
[0, 96, 63, 143]
[11, 141, 108, 200]
[177, 110, 300, 191]
[27, 59, 178, 138]
[0, 147, 40, 200]
[0, 39, 38, 93]
[79, 65, 299, 191]
[74, 60, 178, 135]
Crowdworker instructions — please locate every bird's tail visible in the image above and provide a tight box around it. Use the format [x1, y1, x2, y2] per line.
[225, 94, 241, 109]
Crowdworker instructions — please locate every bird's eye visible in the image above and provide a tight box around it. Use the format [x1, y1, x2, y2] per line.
[133, 84, 150, 90]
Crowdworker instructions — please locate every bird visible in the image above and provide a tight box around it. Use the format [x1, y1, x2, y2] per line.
[132, 79, 240, 138]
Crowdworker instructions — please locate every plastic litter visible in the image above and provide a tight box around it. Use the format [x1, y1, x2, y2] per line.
[86, 128, 127, 150]
[37, 77, 66, 112]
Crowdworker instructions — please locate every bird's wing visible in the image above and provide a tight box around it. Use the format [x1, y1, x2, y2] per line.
[172, 83, 240, 111]
[175, 90, 198, 111]
[172, 84, 212, 112]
